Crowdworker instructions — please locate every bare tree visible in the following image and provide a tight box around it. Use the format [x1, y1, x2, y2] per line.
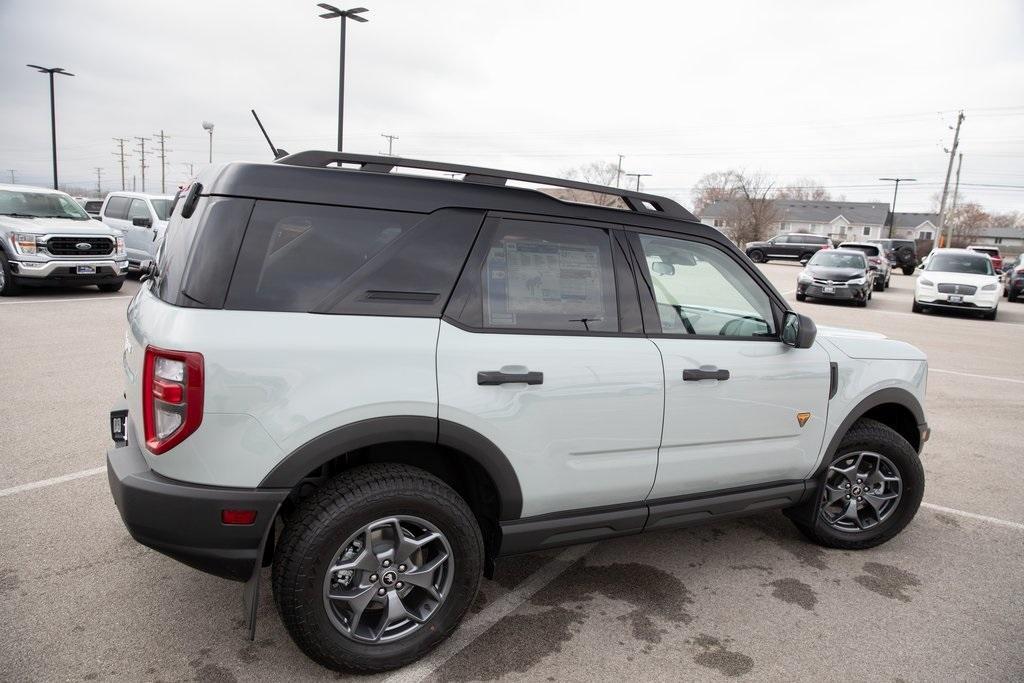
[946, 201, 989, 247]
[726, 173, 780, 246]
[691, 169, 744, 214]
[552, 161, 629, 208]
[774, 178, 831, 201]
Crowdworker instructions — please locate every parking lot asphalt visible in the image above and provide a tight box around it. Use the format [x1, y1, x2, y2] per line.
[2, 267, 1023, 682]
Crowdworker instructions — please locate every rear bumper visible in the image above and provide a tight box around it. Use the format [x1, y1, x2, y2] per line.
[107, 437, 288, 581]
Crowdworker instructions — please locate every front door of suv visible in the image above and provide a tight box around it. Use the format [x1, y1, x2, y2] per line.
[629, 232, 831, 499]
[765, 235, 792, 259]
[438, 216, 664, 518]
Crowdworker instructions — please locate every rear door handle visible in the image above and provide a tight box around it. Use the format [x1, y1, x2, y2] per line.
[683, 368, 730, 381]
[477, 371, 544, 386]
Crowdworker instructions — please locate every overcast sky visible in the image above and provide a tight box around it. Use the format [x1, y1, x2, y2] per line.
[1, 0, 1022, 213]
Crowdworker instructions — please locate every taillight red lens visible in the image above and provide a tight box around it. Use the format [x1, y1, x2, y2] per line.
[143, 346, 204, 455]
[222, 509, 258, 525]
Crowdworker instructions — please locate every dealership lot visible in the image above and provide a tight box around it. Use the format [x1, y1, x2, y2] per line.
[2, 264, 1022, 682]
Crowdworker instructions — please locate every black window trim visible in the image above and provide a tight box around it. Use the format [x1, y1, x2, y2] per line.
[441, 211, 645, 338]
[623, 226, 789, 343]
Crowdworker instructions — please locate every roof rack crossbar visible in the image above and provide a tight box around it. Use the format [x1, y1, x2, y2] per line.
[275, 151, 693, 219]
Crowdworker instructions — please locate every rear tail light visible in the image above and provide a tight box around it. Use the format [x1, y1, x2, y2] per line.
[143, 346, 204, 454]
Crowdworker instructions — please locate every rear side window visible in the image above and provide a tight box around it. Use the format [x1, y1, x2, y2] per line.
[104, 196, 130, 219]
[128, 199, 149, 219]
[226, 202, 420, 312]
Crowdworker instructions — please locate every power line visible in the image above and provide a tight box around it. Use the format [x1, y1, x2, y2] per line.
[5, 169, 15, 184]
[154, 130, 171, 194]
[112, 138, 130, 190]
[134, 136, 151, 193]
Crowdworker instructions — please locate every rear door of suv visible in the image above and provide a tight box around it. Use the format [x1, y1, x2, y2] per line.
[437, 214, 664, 518]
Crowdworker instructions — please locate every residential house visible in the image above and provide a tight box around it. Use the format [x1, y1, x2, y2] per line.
[889, 213, 940, 241]
[970, 226, 1024, 256]
[699, 199, 891, 242]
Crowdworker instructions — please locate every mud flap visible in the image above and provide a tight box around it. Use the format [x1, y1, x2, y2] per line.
[243, 504, 281, 641]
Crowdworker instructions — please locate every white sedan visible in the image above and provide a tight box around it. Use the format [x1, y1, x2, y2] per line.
[913, 248, 1002, 320]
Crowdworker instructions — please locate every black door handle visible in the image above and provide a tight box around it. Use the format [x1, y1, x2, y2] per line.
[477, 371, 544, 386]
[683, 368, 730, 381]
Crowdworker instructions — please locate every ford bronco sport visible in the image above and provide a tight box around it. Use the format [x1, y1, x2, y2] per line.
[107, 153, 929, 673]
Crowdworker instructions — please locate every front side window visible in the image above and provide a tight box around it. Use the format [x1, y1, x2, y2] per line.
[480, 219, 618, 333]
[637, 234, 775, 338]
[104, 196, 130, 219]
[128, 199, 150, 220]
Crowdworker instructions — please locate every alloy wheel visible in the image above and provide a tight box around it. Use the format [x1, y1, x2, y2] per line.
[820, 451, 902, 532]
[323, 515, 454, 644]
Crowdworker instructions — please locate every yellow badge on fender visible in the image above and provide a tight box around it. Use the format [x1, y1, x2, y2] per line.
[797, 412, 811, 427]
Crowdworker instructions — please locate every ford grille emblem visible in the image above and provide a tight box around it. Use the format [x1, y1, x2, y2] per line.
[76, 242, 92, 250]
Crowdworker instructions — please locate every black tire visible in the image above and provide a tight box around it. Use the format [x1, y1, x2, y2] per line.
[1009, 289, 1018, 303]
[911, 300, 923, 313]
[857, 297, 867, 307]
[98, 281, 124, 293]
[794, 418, 924, 550]
[799, 252, 813, 265]
[747, 249, 766, 263]
[272, 463, 484, 673]
[873, 277, 884, 292]
[983, 308, 997, 320]
[0, 252, 21, 297]
[796, 293, 806, 302]
[901, 266, 916, 276]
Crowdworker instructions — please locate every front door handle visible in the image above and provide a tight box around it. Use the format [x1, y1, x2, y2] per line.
[683, 368, 730, 381]
[477, 371, 544, 386]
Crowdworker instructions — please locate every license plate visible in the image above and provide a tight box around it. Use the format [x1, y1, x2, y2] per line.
[77, 265, 96, 275]
[822, 286, 835, 294]
[948, 295, 963, 303]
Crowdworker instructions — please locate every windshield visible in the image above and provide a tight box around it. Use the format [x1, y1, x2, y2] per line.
[0, 189, 90, 220]
[809, 251, 866, 269]
[151, 199, 172, 221]
[926, 253, 994, 275]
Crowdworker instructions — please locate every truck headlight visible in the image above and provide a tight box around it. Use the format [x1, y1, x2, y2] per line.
[115, 236, 125, 255]
[12, 233, 39, 254]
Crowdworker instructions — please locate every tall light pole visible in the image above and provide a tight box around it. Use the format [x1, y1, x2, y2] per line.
[27, 65, 74, 189]
[202, 121, 214, 163]
[317, 4, 369, 152]
[625, 172, 652, 191]
[879, 177, 916, 238]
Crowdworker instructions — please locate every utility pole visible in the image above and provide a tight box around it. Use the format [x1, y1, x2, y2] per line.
[26, 65, 74, 189]
[153, 130, 171, 193]
[182, 161, 196, 177]
[938, 110, 965, 247]
[615, 154, 624, 188]
[5, 170, 15, 184]
[380, 133, 398, 156]
[949, 153, 963, 222]
[94, 167, 103, 196]
[879, 178, 916, 238]
[202, 121, 214, 163]
[625, 172, 652, 191]
[135, 136, 150, 192]
[318, 5, 370, 152]
[112, 138, 130, 190]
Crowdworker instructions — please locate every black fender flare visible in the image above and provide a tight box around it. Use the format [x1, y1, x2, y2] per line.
[258, 416, 523, 521]
[785, 387, 926, 525]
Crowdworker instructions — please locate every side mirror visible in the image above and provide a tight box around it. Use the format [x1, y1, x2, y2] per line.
[132, 217, 152, 228]
[781, 311, 817, 349]
[651, 261, 675, 276]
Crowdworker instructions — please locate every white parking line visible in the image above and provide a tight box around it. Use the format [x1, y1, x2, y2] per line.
[0, 295, 130, 306]
[930, 368, 1024, 385]
[922, 502, 1024, 532]
[383, 543, 595, 683]
[0, 465, 106, 498]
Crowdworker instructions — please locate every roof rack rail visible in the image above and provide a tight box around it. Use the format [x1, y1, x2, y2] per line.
[275, 151, 694, 220]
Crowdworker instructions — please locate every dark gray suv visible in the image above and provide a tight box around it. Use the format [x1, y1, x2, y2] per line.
[745, 233, 832, 264]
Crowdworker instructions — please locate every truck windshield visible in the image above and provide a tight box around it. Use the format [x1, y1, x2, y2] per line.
[0, 189, 90, 220]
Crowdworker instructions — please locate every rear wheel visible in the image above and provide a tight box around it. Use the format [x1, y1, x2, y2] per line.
[747, 249, 765, 263]
[273, 464, 483, 673]
[1009, 288, 1018, 303]
[873, 276, 884, 292]
[799, 252, 813, 265]
[793, 419, 924, 550]
[901, 266, 916, 276]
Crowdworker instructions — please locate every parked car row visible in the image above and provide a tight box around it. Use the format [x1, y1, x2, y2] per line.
[0, 184, 174, 295]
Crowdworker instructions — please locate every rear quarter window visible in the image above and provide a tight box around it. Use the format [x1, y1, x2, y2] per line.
[225, 202, 421, 312]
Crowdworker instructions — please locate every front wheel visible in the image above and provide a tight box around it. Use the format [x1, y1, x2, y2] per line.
[794, 418, 924, 550]
[912, 300, 923, 313]
[272, 464, 484, 673]
[796, 293, 807, 302]
[0, 252, 21, 297]
[901, 266, 916, 276]
[983, 308, 997, 320]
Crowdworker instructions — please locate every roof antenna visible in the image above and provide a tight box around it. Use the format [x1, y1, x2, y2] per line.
[251, 109, 288, 159]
